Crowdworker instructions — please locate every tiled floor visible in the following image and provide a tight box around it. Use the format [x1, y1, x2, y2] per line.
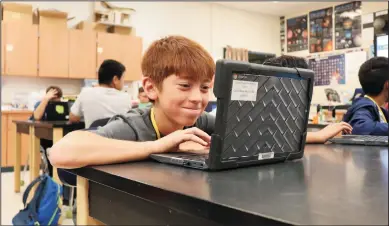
[1, 172, 73, 225]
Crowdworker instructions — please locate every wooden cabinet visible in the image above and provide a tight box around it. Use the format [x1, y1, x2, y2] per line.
[38, 24, 68, 78]
[68, 29, 97, 79]
[1, 20, 143, 80]
[119, 36, 143, 81]
[1, 114, 7, 167]
[96, 32, 122, 70]
[97, 33, 143, 81]
[1, 112, 31, 167]
[1, 24, 4, 76]
[2, 22, 38, 76]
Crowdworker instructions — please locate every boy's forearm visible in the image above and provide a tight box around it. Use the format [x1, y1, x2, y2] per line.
[306, 132, 322, 144]
[33, 99, 49, 120]
[49, 131, 159, 169]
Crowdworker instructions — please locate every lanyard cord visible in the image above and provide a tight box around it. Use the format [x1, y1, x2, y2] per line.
[365, 96, 387, 123]
[150, 107, 161, 139]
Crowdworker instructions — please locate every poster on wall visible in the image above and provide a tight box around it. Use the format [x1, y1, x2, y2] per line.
[280, 16, 286, 54]
[309, 7, 333, 53]
[286, 15, 308, 52]
[335, 1, 362, 50]
[308, 54, 345, 86]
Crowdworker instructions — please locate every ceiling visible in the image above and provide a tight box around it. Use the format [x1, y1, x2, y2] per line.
[215, 2, 344, 16]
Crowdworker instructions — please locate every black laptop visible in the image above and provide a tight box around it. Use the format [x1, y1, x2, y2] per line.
[45, 101, 70, 121]
[329, 135, 388, 146]
[150, 60, 315, 170]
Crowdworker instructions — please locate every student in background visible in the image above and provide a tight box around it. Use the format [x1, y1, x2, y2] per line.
[32, 86, 63, 121]
[263, 55, 353, 143]
[49, 37, 352, 169]
[69, 59, 131, 128]
[137, 87, 152, 109]
[30, 86, 63, 177]
[343, 57, 388, 136]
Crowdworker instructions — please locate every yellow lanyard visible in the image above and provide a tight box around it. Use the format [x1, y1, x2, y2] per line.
[365, 96, 388, 123]
[150, 107, 161, 139]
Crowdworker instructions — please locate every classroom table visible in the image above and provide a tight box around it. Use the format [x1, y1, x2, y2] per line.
[13, 120, 85, 193]
[67, 144, 388, 225]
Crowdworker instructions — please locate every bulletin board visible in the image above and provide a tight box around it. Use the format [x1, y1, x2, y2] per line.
[308, 54, 345, 86]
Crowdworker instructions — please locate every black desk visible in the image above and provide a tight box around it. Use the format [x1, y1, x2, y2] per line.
[13, 120, 84, 192]
[68, 144, 388, 225]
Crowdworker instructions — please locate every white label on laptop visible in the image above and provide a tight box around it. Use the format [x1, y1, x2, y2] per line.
[258, 152, 274, 160]
[231, 80, 258, 102]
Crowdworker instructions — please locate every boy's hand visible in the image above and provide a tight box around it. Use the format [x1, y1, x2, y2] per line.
[315, 122, 352, 143]
[44, 89, 58, 101]
[152, 127, 211, 154]
[178, 141, 209, 154]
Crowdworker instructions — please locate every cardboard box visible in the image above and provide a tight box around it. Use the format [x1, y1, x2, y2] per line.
[94, 10, 114, 24]
[75, 21, 108, 33]
[113, 11, 131, 26]
[2, 3, 33, 24]
[33, 9, 68, 28]
[94, 1, 134, 26]
[107, 25, 135, 36]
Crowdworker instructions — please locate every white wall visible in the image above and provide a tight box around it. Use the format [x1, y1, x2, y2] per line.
[282, 2, 388, 105]
[1, 76, 83, 105]
[3, 2, 280, 104]
[110, 2, 281, 58]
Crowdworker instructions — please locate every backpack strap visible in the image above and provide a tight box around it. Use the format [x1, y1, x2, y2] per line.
[20, 175, 47, 223]
[22, 175, 46, 207]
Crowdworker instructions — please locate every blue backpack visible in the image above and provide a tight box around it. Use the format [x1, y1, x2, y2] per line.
[12, 174, 63, 226]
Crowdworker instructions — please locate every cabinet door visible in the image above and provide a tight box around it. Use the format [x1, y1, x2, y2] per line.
[39, 24, 68, 78]
[120, 36, 143, 81]
[1, 23, 4, 76]
[69, 29, 97, 79]
[96, 33, 122, 72]
[7, 113, 31, 167]
[2, 114, 8, 167]
[3, 22, 38, 76]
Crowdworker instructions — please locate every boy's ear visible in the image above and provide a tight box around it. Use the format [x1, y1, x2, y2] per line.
[142, 77, 158, 101]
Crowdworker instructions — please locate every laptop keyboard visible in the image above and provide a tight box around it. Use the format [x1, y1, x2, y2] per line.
[347, 135, 388, 142]
[178, 154, 208, 161]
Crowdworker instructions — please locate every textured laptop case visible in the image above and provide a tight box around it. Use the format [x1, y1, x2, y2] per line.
[208, 60, 314, 170]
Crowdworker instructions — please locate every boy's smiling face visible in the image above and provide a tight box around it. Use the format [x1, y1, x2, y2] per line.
[145, 74, 212, 127]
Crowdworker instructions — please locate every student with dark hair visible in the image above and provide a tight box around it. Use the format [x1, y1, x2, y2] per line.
[32, 86, 63, 121]
[263, 55, 309, 69]
[30, 86, 63, 177]
[69, 59, 131, 128]
[343, 57, 389, 135]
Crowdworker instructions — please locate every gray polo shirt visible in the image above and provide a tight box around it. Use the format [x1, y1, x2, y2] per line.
[93, 108, 215, 141]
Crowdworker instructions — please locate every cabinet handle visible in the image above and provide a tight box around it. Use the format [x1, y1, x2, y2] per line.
[6, 44, 14, 52]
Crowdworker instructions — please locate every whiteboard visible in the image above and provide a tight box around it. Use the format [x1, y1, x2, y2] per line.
[345, 51, 367, 88]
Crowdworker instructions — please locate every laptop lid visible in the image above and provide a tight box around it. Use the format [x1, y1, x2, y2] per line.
[45, 101, 70, 121]
[207, 60, 314, 170]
